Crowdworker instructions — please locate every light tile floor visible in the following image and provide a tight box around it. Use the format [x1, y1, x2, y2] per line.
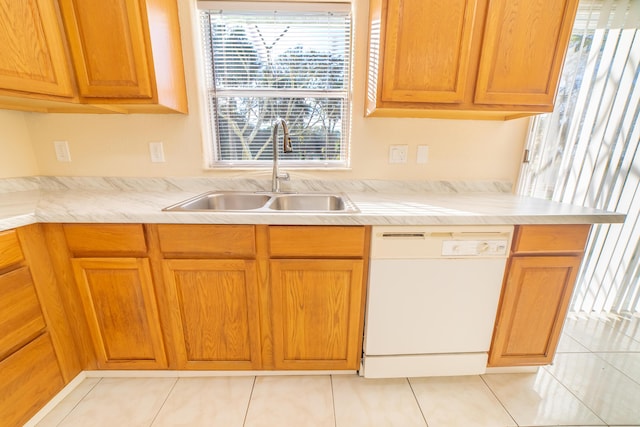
[35, 313, 640, 427]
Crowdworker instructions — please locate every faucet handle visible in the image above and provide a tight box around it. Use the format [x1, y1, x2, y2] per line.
[277, 171, 290, 181]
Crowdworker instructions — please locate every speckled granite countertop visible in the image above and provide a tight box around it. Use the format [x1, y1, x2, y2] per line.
[0, 177, 625, 232]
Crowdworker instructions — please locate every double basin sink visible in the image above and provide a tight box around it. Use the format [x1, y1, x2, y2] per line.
[163, 191, 359, 213]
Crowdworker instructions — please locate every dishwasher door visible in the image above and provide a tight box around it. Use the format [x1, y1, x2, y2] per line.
[363, 226, 512, 378]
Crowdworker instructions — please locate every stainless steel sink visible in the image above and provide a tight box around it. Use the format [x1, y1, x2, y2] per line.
[267, 194, 348, 211]
[165, 192, 271, 211]
[163, 191, 358, 213]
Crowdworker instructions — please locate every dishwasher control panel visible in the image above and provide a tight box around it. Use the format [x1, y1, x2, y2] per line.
[441, 239, 509, 257]
[370, 225, 514, 259]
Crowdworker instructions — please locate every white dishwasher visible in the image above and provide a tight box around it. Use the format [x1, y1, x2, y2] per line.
[363, 225, 513, 378]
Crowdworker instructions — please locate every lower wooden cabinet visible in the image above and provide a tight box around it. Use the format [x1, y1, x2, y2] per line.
[162, 259, 262, 369]
[489, 225, 590, 367]
[71, 258, 167, 369]
[488, 255, 582, 366]
[0, 333, 64, 427]
[270, 259, 365, 370]
[156, 224, 369, 371]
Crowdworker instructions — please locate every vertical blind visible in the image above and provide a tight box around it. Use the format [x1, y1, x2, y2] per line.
[519, 0, 640, 313]
[198, 2, 352, 167]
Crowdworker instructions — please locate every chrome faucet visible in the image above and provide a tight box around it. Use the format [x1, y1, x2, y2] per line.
[271, 118, 293, 192]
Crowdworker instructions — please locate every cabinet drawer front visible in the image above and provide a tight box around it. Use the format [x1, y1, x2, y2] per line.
[0, 267, 46, 359]
[0, 332, 64, 427]
[157, 225, 256, 257]
[63, 224, 147, 255]
[0, 230, 24, 270]
[269, 226, 366, 258]
[513, 225, 591, 254]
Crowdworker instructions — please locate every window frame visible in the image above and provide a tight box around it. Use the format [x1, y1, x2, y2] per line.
[197, 1, 353, 170]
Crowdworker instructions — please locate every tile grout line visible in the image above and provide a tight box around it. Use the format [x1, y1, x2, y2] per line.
[330, 375, 337, 427]
[147, 377, 179, 427]
[242, 376, 257, 427]
[478, 375, 519, 427]
[406, 378, 430, 427]
[52, 377, 104, 427]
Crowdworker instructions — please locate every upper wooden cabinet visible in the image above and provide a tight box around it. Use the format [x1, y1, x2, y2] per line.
[0, 0, 75, 99]
[0, 0, 187, 113]
[366, 0, 579, 119]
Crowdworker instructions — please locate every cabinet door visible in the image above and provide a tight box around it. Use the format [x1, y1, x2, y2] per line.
[72, 257, 167, 369]
[0, 333, 64, 427]
[270, 259, 365, 370]
[162, 259, 262, 370]
[475, 0, 579, 106]
[381, 0, 477, 103]
[0, 0, 74, 97]
[58, 0, 153, 99]
[489, 255, 582, 366]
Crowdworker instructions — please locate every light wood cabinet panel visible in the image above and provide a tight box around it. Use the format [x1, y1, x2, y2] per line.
[58, 0, 152, 99]
[489, 255, 582, 366]
[270, 259, 365, 370]
[0, 267, 46, 360]
[269, 226, 366, 258]
[72, 257, 167, 369]
[0, 229, 24, 269]
[63, 223, 147, 256]
[162, 259, 262, 369]
[475, 0, 579, 106]
[366, 0, 579, 118]
[0, 333, 65, 427]
[380, 0, 477, 104]
[513, 224, 591, 254]
[157, 225, 256, 258]
[0, 0, 75, 98]
[58, 0, 187, 112]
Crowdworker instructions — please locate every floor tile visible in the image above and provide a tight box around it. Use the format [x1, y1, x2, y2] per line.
[151, 377, 254, 427]
[36, 378, 101, 427]
[556, 333, 590, 353]
[482, 370, 603, 426]
[56, 377, 176, 427]
[547, 352, 640, 424]
[409, 376, 516, 427]
[563, 316, 640, 352]
[596, 352, 640, 384]
[332, 375, 426, 427]
[244, 376, 334, 427]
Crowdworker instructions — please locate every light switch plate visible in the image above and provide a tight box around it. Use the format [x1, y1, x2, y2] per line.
[417, 145, 429, 164]
[389, 145, 408, 163]
[149, 141, 166, 163]
[53, 140, 71, 162]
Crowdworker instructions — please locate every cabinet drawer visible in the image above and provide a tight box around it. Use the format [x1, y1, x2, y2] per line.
[269, 226, 366, 258]
[513, 225, 591, 254]
[0, 332, 64, 427]
[157, 225, 256, 257]
[63, 224, 147, 255]
[0, 267, 46, 359]
[0, 230, 24, 270]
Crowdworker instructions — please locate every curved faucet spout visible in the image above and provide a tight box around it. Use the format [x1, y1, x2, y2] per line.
[272, 118, 293, 192]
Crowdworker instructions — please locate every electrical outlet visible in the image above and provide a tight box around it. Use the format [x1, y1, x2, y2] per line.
[149, 141, 165, 163]
[53, 140, 71, 162]
[389, 145, 408, 164]
[417, 145, 429, 164]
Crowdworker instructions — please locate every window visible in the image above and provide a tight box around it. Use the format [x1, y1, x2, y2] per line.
[198, 1, 352, 168]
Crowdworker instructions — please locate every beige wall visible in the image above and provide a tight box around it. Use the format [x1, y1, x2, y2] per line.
[0, 110, 39, 178]
[24, 0, 528, 183]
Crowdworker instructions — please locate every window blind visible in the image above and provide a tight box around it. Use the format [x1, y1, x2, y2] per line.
[519, 0, 640, 313]
[199, 2, 351, 167]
